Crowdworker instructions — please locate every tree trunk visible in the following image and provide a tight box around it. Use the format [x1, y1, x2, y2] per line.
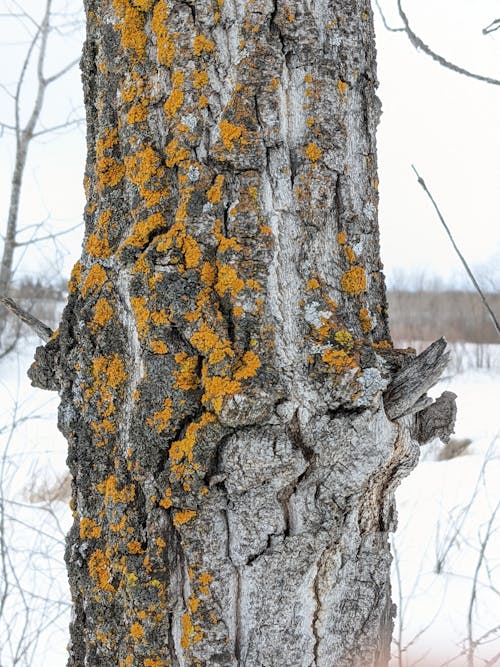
[29, 1, 455, 665]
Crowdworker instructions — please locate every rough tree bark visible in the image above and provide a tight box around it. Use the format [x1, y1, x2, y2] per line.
[29, 1, 455, 665]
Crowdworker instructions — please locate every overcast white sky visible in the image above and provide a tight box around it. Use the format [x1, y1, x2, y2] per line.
[0, 0, 499, 290]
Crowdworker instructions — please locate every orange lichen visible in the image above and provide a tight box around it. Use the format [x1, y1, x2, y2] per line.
[307, 277, 320, 289]
[305, 142, 322, 162]
[215, 264, 244, 298]
[341, 266, 367, 295]
[345, 246, 356, 263]
[201, 375, 241, 413]
[174, 352, 200, 390]
[207, 174, 224, 204]
[337, 231, 347, 245]
[159, 487, 172, 509]
[80, 517, 102, 539]
[190, 323, 234, 364]
[97, 475, 135, 504]
[112, 0, 146, 58]
[337, 79, 349, 96]
[82, 264, 108, 298]
[334, 329, 353, 348]
[219, 120, 244, 151]
[124, 147, 168, 208]
[173, 509, 196, 526]
[93, 297, 114, 329]
[169, 412, 216, 466]
[87, 233, 112, 259]
[213, 220, 242, 253]
[147, 398, 173, 433]
[88, 549, 115, 593]
[164, 139, 190, 167]
[92, 353, 127, 388]
[322, 348, 357, 372]
[372, 340, 393, 350]
[193, 69, 209, 89]
[359, 308, 372, 333]
[144, 659, 168, 667]
[130, 296, 151, 338]
[97, 156, 125, 190]
[150, 340, 168, 354]
[125, 212, 166, 248]
[130, 622, 144, 640]
[151, 0, 175, 66]
[68, 261, 83, 294]
[127, 103, 148, 124]
[193, 34, 215, 56]
[233, 350, 261, 380]
[164, 71, 184, 117]
[127, 541, 144, 554]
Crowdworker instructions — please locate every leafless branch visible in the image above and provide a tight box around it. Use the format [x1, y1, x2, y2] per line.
[0, 297, 53, 342]
[483, 19, 500, 35]
[373, 0, 404, 33]
[390, 0, 500, 86]
[411, 165, 500, 338]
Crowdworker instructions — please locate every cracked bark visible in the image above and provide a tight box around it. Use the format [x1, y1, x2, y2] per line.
[28, 1, 456, 666]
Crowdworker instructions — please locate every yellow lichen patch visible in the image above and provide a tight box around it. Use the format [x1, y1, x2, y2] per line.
[305, 142, 322, 162]
[306, 117, 315, 127]
[193, 69, 209, 89]
[341, 266, 367, 295]
[68, 261, 83, 294]
[198, 571, 213, 595]
[127, 541, 143, 554]
[207, 174, 224, 204]
[88, 548, 115, 593]
[215, 264, 244, 298]
[159, 487, 172, 509]
[164, 71, 185, 118]
[93, 297, 114, 329]
[219, 120, 245, 151]
[96, 128, 119, 154]
[201, 375, 241, 413]
[93, 353, 127, 388]
[165, 139, 190, 167]
[97, 156, 125, 191]
[372, 339, 393, 350]
[112, 0, 146, 58]
[82, 264, 108, 298]
[213, 219, 242, 253]
[97, 475, 135, 504]
[337, 79, 349, 96]
[151, 309, 169, 325]
[201, 261, 216, 286]
[169, 412, 216, 468]
[87, 233, 112, 259]
[173, 509, 196, 526]
[130, 296, 151, 338]
[359, 307, 372, 333]
[304, 74, 313, 84]
[322, 348, 357, 372]
[193, 34, 215, 56]
[147, 398, 173, 433]
[174, 352, 200, 390]
[188, 596, 200, 613]
[150, 340, 168, 354]
[80, 517, 102, 539]
[152, 0, 175, 66]
[131, 0, 153, 10]
[144, 659, 168, 667]
[127, 103, 148, 124]
[130, 622, 144, 640]
[233, 350, 261, 380]
[334, 329, 353, 348]
[190, 323, 234, 364]
[337, 231, 347, 245]
[124, 146, 168, 208]
[345, 246, 356, 263]
[125, 212, 166, 248]
[307, 277, 320, 290]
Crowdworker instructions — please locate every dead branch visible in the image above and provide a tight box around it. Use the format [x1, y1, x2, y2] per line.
[0, 296, 53, 342]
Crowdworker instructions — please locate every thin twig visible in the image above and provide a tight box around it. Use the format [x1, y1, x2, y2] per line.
[483, 19, 500, 36]
[396, 0, 500, 86]
[373, 0, 404, 33]
[411, 165, 500, 338]
[0, 296, 53, 342]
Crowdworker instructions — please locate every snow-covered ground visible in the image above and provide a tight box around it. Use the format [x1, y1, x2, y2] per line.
[0, 338, 498, 666]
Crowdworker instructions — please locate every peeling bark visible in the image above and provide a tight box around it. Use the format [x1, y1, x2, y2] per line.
[28, 1, 455, 666]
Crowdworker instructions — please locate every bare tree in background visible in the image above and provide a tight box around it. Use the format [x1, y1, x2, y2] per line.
[0, 0, 83, 344]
